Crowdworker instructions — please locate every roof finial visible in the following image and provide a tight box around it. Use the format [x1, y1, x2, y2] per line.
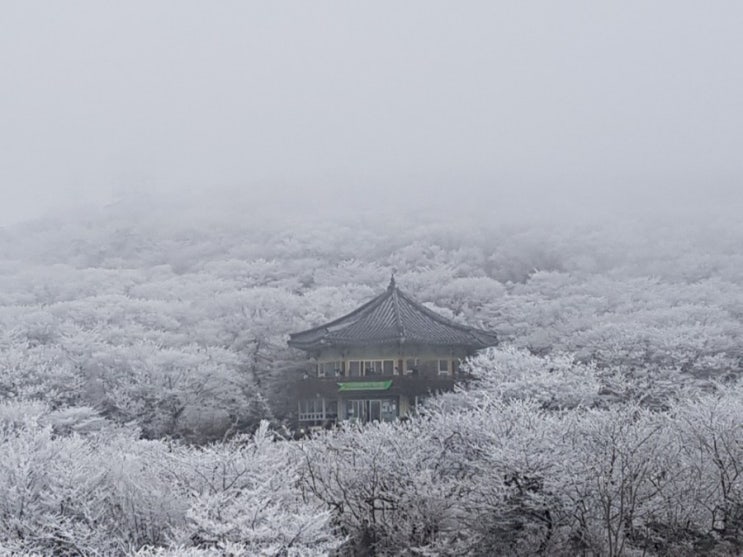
[388, 273, 396, 291]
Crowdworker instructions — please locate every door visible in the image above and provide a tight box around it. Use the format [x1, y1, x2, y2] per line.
[368, 400, 381, 422]
[346, 399, 384, 423]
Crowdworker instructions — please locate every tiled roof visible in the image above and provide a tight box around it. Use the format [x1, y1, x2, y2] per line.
[288, 278, 498, 351]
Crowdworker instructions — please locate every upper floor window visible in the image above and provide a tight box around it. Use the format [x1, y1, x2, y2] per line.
[405, 359, 418, 374]
[348, 359, 395, 377]
[364, 361, 383, 375]
[399, 359, 452, 376]
[317, 361, 344, 377]
[349, 361, 362, 377]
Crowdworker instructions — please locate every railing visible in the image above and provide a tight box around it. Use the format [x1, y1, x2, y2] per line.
[297, 410, 326, 421]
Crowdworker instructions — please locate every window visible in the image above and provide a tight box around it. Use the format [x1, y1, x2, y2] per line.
[318, 361, 343, 377]
[349, 361, 361, 377]
[298, 399, 325, 421]
[438, 359, 450, 374]
[364, 360, 393, 375]
[347, 360, 396, 376]
[345, 399, 397, 423]
[364, 361, 381, 375]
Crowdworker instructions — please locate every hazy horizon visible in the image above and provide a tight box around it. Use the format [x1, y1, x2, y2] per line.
[2, 1, 742, 226]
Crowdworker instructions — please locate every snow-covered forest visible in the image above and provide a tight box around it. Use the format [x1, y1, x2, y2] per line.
[3, 0, 743, 552]
[2, 196, 743, 555]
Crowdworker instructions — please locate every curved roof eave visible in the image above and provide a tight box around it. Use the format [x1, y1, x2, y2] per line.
[288, 280, 498, 352]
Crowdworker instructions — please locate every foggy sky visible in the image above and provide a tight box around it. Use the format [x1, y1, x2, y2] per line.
[1, 1, 742, 226]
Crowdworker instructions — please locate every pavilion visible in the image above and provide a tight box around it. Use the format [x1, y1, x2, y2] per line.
[288, 277, 498, 427]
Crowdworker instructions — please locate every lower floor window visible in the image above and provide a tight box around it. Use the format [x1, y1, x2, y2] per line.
[298, 399, 326, 421]
[344, 398, 398, 422]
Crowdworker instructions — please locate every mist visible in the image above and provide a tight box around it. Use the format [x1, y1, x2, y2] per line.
[2, 1, 742, 226]
[6, 4, 743, 554]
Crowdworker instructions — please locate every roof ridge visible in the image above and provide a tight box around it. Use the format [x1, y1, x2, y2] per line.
[288, 289, 388, 339]
[391, 287, 406, 340]
[288, 282, 498, 351]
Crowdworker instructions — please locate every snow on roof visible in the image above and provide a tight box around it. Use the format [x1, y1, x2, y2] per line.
[288, 277, 498, 351]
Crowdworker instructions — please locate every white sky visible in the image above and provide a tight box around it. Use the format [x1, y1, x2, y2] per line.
[1, 1, 742, 225]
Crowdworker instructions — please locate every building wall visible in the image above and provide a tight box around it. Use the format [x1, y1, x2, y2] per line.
[295, 343, 475, 428]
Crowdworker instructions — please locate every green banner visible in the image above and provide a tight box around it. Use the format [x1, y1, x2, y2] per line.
[337, 380, 393, 392]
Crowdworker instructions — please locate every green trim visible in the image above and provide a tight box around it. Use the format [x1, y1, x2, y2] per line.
[337, 380, 393, 392]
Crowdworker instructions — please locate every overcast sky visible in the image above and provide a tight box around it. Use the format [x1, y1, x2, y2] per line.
[1, 1, 742, 225]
